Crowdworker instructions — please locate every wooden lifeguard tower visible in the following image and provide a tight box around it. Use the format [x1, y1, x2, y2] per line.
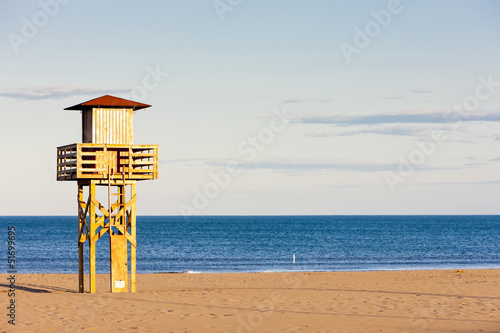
[56, 95, 158, 293]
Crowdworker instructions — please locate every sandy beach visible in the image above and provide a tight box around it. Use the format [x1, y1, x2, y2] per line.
[1, 269, 499, 332]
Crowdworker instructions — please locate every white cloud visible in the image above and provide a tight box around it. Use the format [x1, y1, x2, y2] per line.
[295, 108, 500, 126]
[306, 123, 438, 137]
[409, 88, 435, 94]
[0, 85, 130, 100]
[205, 157, 453, 173]
[283, 98, 338, 104]
[160, 158, 207, 165]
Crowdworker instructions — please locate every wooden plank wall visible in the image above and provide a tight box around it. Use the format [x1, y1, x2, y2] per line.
[86, 108, 133, 145]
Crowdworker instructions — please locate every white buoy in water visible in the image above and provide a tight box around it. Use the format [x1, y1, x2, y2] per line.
[293, 254, 295, 264]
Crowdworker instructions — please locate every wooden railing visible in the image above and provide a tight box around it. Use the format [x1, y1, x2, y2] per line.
[57, 143, 158, 181]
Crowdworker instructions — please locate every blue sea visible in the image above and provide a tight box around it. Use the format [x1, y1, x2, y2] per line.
[0, 216, 499, 274]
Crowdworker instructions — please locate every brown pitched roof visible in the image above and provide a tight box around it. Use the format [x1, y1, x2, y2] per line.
[64, 95, 151, 111]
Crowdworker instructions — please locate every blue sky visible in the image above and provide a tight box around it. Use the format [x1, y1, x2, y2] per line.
[1, 0, 500, 215]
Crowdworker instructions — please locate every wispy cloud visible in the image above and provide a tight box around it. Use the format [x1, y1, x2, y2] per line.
[295, 109, 500, 126]
[283, 98, 338, 104]
[0, 85, 130, 100]
[381, 89, 435, 101]
[382, 96, 407, 100]
[237, 160, 397, 172]
[161, 158, 207, 165]
[409, 88, 435, 94]
[306, 123, 434, 137]
[206, 158, 453, 173]
[381, 95, 436, 102]
[411, 179, 500, 186]
[283, 98, 309, 104]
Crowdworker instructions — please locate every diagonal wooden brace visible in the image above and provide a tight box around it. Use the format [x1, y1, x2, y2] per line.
[113, 194, 137, 223]
[112, 224, 137, 248]
[90, 197, 110, 220]
[91, 226, 110, 244]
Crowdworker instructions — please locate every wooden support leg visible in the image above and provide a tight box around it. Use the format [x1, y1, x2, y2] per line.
[89, 183, 96, 293]
[131, 183, 137, 292]
[78, 185, 84, 293]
